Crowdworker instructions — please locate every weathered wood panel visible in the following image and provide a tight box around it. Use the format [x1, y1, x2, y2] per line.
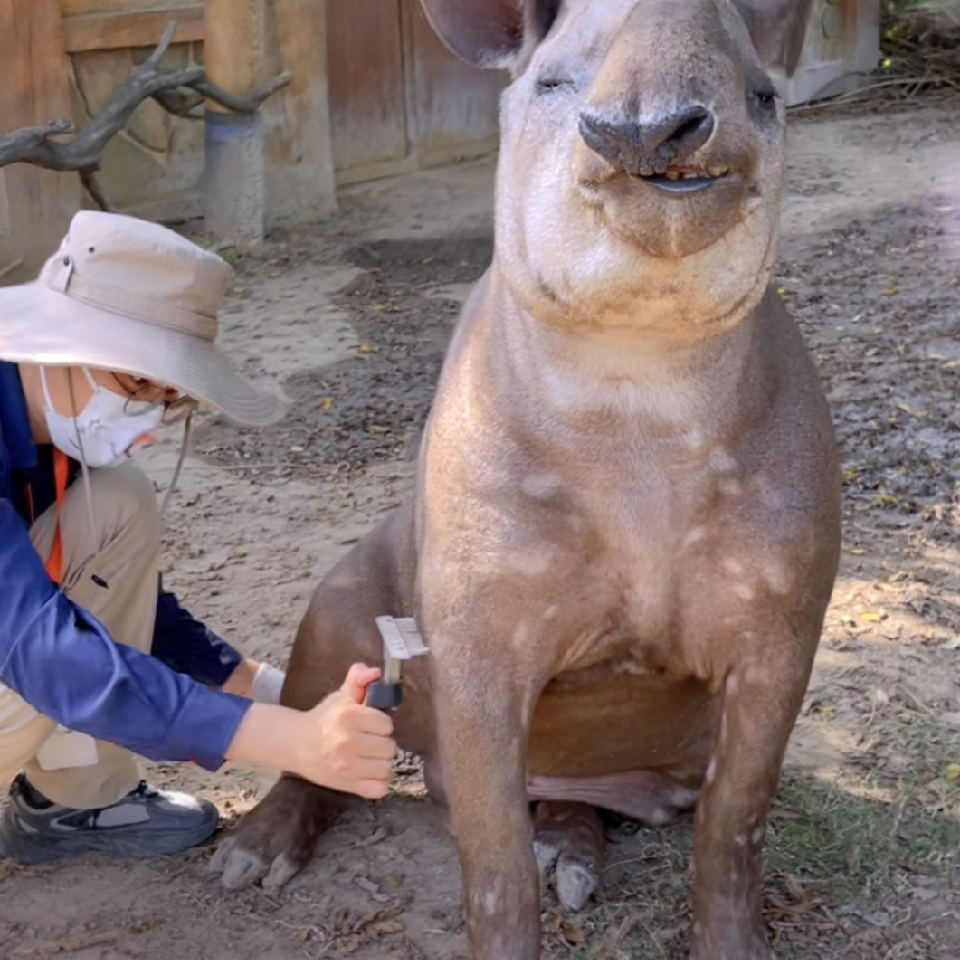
[64, 6, 203, 53]
[326, 0, 409, 177]
[402, 0, 504, 167]
[0, 0, 80, 285]
[68, 40, 204, 222]
[778, 0, 880, 106]
[261, 0, 338, 225]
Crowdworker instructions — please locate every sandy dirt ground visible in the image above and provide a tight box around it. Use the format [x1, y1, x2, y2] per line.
[2, 94, 959, 960]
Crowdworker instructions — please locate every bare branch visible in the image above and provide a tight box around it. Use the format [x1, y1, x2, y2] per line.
[0, 120, 75, 167]
[0, 20, 291, 178]
[151, 73, 293, 120]
[150, 88, 205, 119]
[191, 73, 293, 114]
[80, 170, 117, 213]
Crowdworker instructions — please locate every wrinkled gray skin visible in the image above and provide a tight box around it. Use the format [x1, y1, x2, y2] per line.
[210, 2, 841, 958]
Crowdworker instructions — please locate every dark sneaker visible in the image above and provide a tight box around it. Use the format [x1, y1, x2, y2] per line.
[0, 774, 219, 865]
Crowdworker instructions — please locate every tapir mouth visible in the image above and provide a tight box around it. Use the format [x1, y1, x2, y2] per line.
[637, 164, 730, 194]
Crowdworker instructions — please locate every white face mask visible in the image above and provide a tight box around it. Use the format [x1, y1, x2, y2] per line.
[40, 366, 165, 468]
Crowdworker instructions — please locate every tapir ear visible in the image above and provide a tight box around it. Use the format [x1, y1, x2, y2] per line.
[416, 0, 562, 70]
[731, 0, 816, 78]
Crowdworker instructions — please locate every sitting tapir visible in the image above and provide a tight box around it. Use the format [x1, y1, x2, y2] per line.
[212, 1, 841, 957]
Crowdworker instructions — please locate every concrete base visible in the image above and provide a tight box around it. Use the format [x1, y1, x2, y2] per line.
[203, 111, 266, 245]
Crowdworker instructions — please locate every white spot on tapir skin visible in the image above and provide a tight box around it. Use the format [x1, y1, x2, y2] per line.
[734, 834, 748, 848]
[521, 473, 563, 501]
[472, 878, 507, 915]
[726, 673, 739, 697]
[705, 758, 717, 784]
[764, 563, 791, 595]
[543, 605, 558, 620]
[732, 581, 755, 601]
[723, 557, 745, 577]
[709, 448, 738, 474]
[718, 477, 743, 497]
[506, 550, 553, 578]
[685, 526, 707, 550]
[752, 826, 766, 846]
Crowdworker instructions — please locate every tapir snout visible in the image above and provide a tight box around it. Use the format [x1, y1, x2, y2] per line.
[579, 104, 716, 179]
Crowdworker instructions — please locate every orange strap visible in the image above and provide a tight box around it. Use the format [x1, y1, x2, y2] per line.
[44, 450, 71, 587]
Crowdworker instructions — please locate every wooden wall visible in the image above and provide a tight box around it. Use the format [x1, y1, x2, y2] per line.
[779, 0, 880, 106]
[1, 0, 880, 285]
[63, 0, 504, 210]
[0, 1, 80, 285]
[0, 0, 504, 282]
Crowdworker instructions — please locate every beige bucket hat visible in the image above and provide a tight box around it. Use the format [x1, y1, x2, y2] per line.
[0, 210, 288, 428]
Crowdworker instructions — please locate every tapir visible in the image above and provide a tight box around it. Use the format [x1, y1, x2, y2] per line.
[211, 2, 842, 958]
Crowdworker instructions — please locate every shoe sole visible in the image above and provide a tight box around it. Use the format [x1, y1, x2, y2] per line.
[0, 812, 220, 866]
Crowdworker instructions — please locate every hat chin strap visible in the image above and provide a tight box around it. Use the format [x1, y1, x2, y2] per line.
[158, 413, 192, 520]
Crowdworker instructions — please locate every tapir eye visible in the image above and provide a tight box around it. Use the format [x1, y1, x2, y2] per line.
[752, 86, 778, 110]
[535, 75, 574, 95]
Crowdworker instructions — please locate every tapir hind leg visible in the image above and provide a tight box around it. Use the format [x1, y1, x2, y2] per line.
[210, 505, 433, 890]
[533, 801, 605, 914]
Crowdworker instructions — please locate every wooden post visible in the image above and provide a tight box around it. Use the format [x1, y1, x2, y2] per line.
[203, 0, 266, 244]
[260, 0, 338, 228]
[0, 0, 80, 284]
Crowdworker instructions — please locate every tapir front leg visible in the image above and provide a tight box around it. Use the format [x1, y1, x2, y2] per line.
[426, 596, 553, 960]
[689, 634, 816, 960]
[434, 661, 542, 959]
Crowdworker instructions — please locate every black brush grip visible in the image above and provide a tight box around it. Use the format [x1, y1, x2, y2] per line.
[365, 681, 404, 712]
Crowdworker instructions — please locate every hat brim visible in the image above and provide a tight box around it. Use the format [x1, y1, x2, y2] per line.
[0, 281, 289, 428]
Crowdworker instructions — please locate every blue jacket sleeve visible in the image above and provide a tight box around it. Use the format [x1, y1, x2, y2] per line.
[152, 577, 244, 688]
[0, 498, 252, 771]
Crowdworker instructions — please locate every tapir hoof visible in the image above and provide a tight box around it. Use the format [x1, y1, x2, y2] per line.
[532, 801, 605, 914]
[208, 775, 352, 891]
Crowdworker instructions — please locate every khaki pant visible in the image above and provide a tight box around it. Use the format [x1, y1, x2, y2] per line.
[0, 462, 160, 809]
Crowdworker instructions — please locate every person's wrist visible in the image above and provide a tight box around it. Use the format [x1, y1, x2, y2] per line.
[223, 702, 307, 774]
[222, 658, 259, 698]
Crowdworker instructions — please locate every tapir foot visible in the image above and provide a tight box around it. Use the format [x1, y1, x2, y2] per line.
[209, 775, 354, 890]
[532, 801, 605, 914]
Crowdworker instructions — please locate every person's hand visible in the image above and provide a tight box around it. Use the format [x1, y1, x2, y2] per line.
[224, 663, 398, 801]
[290, 664, 397, 799]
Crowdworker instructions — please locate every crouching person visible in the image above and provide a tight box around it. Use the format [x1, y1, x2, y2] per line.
[0, 212, 396, 865]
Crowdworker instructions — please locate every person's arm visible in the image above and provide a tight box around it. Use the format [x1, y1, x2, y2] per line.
[152, 575, 244, 687]
[152, 576, 285, 702]
[0, 497, 249, 771]
[1, 498, 397, 798]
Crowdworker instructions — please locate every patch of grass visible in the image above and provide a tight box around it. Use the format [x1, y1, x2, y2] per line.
[768, 713, 960, 899]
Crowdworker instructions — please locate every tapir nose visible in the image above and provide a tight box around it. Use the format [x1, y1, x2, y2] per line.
[578, 105, 715, 175]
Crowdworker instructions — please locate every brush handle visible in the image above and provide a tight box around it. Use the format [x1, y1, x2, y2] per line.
[365, 680, 404, 712]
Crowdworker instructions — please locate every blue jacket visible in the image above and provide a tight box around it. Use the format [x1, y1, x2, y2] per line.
[0, 361, 252, 772]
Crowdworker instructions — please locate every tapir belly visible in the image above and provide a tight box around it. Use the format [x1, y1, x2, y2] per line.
[524, 672, 717, 815]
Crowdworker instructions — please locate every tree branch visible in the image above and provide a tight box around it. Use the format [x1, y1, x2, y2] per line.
[0, 21, 291, 175]
[151, 72, 293, 120]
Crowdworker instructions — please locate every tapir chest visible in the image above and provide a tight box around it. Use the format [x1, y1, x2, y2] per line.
[423, 449, 784, 679]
